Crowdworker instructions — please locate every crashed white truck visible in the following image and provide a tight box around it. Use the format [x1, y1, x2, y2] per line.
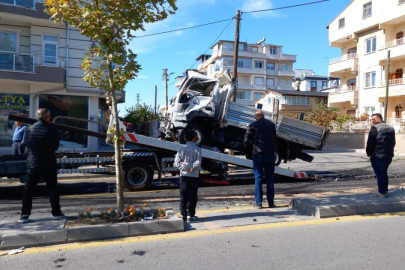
[162, 69, 329, 166]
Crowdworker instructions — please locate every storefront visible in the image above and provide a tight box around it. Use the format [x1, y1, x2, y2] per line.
[0, 93, 30, 150]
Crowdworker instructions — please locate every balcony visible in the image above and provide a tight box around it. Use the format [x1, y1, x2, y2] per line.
[278, 69, 295, 77]
[0, 0, 35, 9]
[378, 78, 405, 97]
[0, 52, 65, 83]
[379, 38, 405, 61]
[328, 85, 357, 105]
[237, 84, 266, 91]
[329, 53, 358, 77]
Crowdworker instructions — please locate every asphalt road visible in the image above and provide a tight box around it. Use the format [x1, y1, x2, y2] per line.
[1, 152, 405, 221]
[2, 213, 405, 269]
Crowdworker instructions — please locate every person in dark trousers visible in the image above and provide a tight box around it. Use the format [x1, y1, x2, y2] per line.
[366, 113, 396, 198]
[12, 120, 26, 155]
[244, 110, 277, 209]
[19, 108, 64, 223]
[175, 129, 202, 222]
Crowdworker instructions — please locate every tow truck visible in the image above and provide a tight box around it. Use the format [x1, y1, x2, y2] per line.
[0, 114, 308, 191]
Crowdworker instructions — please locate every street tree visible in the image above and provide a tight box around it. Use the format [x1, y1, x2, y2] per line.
[45, 0, 177, 213]
[307, 98, 340, 130]
[123, 104, 161, 124]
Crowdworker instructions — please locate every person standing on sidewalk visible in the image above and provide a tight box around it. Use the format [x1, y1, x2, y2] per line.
[244, 110, 277, 209]
[175, 129, 202, 222]
[366, 113, 396, 198]
[12, 120, 26, 155]
[19, 108, 64, 223]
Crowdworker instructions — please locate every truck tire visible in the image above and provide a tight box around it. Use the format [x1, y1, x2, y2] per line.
[178, 126, 204, 146]
[274, 150, 281, 166]
[123, 162, 154, 191]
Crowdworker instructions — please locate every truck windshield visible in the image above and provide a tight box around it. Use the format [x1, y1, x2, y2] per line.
[184, 79, 217, 96]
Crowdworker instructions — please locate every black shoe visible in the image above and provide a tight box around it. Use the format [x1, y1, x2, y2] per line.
[268, 204, 277, 208]
[18, 214, 29, 223]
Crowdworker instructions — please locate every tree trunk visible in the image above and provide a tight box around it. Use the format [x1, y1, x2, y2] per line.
[107, 58, 125, 214]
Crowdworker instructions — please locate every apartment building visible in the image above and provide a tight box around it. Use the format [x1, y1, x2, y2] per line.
[0, 0, 123, 154]
[327, 0, 405, 122]
[293, 69, 340, 92]
[197, 40, 296, 106]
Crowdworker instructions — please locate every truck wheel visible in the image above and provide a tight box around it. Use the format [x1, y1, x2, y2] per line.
[178, 126, 204, 146]
[274, 151, 281, 166]
[123, 162, 154, 191]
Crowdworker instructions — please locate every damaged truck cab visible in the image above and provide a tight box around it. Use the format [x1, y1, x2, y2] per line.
[164, 69, 329, 165]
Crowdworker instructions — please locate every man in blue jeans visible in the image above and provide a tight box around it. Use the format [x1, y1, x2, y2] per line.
[366, 113, 396, 198]
[244, 110, 277, 208]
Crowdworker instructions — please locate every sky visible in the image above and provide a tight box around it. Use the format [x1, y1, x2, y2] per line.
[118, 0, 352, 115]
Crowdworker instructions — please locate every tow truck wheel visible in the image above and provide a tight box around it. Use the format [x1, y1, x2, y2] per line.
[274, 151, 281, 166]
[178, 126, 204, 146]
[123, 162, 153, 191]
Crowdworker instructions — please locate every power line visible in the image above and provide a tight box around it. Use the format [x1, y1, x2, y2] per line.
[134, 17, 235, 38]
[242, 0, 329, 14]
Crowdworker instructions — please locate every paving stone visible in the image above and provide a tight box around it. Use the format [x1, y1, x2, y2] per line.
[68, 223, 128, 243]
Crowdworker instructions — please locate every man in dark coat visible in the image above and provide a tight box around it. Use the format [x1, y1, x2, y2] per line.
[244, 110, 277, 208]
[19, 108, 63, 223]
[366, 113, 396, 198]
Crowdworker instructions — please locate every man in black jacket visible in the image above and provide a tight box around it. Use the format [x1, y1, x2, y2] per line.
[366, 113, 396, 198]
[19, 108, 63, 223]
[244, 110, 277, 208]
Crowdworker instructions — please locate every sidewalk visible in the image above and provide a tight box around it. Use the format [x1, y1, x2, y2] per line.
[1, 189, 405, 250]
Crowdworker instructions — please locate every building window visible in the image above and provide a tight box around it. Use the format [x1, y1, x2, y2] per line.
[0, 31, 17, 52]
[254, 61, 263, 69]
[254, 93, 263, 101]
[238, 43, 246, 51]
[365, 37, 376, 54]
[338, 18, 345, 29]
[270, 47, 277, 55]
[251, 46, 258, 53]
[222, 42, 234, 50]
[236, 90, 250, 100]
[322, 81, 328, 89]
[39, 95, 89, 148]
[266, 78, 275, 87]
[237, 58, 252, 68]
[281, 96, 310, 106]
[43, 34, 58, 65]
[214, 58, 223, 72]
[365, 72, 376, 87]
[396, 32, 404, 45]
[364, 107, 375, 116]
[254, 77, 263, 85]
[266, 63, 275, 70]
[310, 81, 317, 91]
[280, 65, 288, 71]
[363, 2, 372, 18]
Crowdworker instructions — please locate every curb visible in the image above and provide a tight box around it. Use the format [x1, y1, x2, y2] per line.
[289, 198, 405, 218]
[0, 216, 184, 250]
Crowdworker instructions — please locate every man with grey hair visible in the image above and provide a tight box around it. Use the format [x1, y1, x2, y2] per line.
[19, 108, 63, 223]
[244, 110, 277, 209]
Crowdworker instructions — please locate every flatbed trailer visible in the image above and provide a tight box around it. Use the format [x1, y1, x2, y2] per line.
[1, 114, 308, 191]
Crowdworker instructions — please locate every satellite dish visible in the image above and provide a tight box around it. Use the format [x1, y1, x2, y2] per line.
[256, 37, 266, 45]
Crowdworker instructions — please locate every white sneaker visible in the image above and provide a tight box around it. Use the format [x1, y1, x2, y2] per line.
[187, 216, 198, 222]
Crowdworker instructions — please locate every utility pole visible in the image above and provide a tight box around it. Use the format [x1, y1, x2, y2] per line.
[384, 50, 391, 121]
[136, 93, 140, 107]
[154, 85, 157, 117]
[231, 9, 241, 102]
[162, 68, 168, 118]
